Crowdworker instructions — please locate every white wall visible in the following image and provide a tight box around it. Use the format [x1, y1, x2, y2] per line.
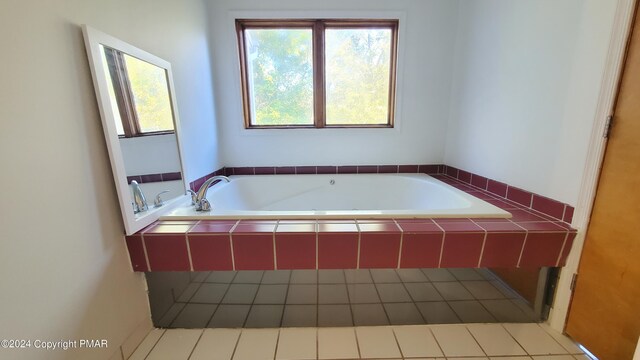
[444, 0, 618, 205]
[0, 1, 214, 359]
[120, 134, 181, 175]
[207, 0, 459, 166]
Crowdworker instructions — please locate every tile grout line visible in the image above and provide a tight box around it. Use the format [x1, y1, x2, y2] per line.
[393, 219, 404, 269]
[371, 275, 393, 326]
[355, 222, 362, 269]
[500, 323, 539, 357]
[141, 329, 167, 360]
[515, 225, 530, 268]
[316, 270, 320, 327]
[390, 326, 405, 359]
[427, 326, 447, 359]
[228, 220, 240, 271]
[241, 271, 266, 328]
[273, 221, 279, 270]
[463, 325, 489, 358]
[342, 269, 357, 327]
[272, 328, 281, 360]
[396, 275, 429, 324]
[227, 329, 243, 360]
[125, 328, 163, 360]
[140, 233, 152, 271]
[206, 272, 237, 328]
[555, 231, 571, 267]
[278, 270, 293, 328]
[536, 322, 584, 356]
[469, 218, 488, 268]
[185, 329, 205, 360]
[184, 221, 200, 272]
[432, 221, 446, 268]
[352, 326, 362, 359]
[315, 325, 319, 360]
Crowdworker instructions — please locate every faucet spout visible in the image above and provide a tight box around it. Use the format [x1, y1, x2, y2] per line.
[130, 180, 148, 213]
[195, 175, 230, 211]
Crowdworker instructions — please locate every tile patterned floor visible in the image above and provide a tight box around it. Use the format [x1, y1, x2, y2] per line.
[153, 268, 540, 329]
[127, 323, 589, 360]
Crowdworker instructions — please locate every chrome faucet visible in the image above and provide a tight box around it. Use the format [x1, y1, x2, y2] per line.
[130, 180, 148, 213]
[194, 175, 230, 211]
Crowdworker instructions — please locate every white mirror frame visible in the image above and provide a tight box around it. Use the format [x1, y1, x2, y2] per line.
[82, 25, 190, 235]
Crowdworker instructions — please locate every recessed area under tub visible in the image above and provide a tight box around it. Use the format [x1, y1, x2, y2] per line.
[146, 268, 545, 329]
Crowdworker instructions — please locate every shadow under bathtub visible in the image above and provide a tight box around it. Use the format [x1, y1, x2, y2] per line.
[146, 267, 549, 329]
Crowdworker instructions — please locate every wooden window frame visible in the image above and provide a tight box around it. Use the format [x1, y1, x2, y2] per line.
[103, 47, 176, 138]
[236, 19, 399, 129]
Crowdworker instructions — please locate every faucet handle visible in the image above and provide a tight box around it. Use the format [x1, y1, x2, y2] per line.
[154, 190, 170, 208]
[198, 198, 211, 211]
[187, 189, 197, 205]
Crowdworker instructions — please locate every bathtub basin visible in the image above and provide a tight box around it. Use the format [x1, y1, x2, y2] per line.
[163, 173, 510, 219]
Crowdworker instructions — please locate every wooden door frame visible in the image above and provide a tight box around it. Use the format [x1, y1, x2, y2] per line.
[547, 0, 637, 333]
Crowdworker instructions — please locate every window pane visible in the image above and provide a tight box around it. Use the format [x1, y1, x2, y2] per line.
[123, 54, 175, 133]
[245, 28, 314, 126]
[100, 46, 125, 136]
[325, 28, 392, 125]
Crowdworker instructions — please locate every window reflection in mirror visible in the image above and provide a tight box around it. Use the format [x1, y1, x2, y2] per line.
[100, 45, 175, 137]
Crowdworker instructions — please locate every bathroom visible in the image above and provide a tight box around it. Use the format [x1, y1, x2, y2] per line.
[1, 0, 639, 360]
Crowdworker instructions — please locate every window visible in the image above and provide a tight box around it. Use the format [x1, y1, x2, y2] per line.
[236, 19, 398, 128]
[100, 45, 175, 137]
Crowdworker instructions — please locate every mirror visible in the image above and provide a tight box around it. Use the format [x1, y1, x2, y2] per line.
[82, 25, 189, 235]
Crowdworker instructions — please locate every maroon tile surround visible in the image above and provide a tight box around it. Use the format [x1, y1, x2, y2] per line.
[190, 164, 574, 223]
[134, 164, 578, 272]
[126, 173, 576, 272]
[127, 171, 182, 185]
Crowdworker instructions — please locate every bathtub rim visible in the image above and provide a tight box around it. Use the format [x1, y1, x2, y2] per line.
[162, 173, 512, 220]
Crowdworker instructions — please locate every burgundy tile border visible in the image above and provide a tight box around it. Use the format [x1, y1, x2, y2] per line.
[188, 164, 575, 222]
[317, 166, 337, 174]
[127, 171, 182, 185]
[275, 166, 296, 175]
[126, 218, 577, 272]
[188, 163, 575, 225]
[188, 167, 227, 191]
[441, 165, 575, 223]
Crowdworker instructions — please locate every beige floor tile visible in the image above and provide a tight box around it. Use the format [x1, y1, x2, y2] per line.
[190, 328, 241, 360]
[393, 326, 444, 358]
[145, 329, 202, 360]
[121, 318, 153, 359]
[128, 329, 165, 360]
[431, 325, 485, 357]
[108, 349, 123, 360]
[539, 324, 585, 354]
[276, 328, 317, 360]
[503, 324, 568, 355]
[356, 326, 401, 359]
[232, 329, 279, 360]
[531, 356, 575, 360]
[467, 323, 527, 356]
[318, 327, 359, 360]
[489, 357, 532, 360]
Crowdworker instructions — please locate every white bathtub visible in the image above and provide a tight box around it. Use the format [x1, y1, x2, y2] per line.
[163, 174, 510, 219]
